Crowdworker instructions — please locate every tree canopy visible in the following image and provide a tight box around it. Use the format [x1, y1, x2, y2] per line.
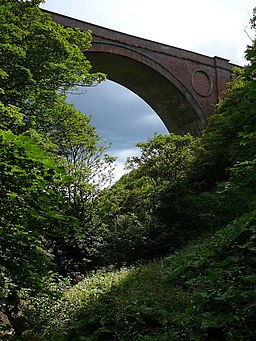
[0, 0, 109, 309]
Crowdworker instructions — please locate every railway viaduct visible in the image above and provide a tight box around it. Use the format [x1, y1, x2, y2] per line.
[47, 10, 236, 135]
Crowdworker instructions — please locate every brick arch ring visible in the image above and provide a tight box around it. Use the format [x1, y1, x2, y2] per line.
[85, 42, 207, 135]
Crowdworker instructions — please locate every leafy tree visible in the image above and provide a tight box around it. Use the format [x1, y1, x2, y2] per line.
[184, 14, 256, 229]
[0, 0, 105, 132]
[92, 133, 199, 265]
[124, 133, 197, 217]
[0, 1, 112, 216]
[0, 0, 109, 336]
[126, 133, 195, 179]
[0, 129, 76, 337]
[35, 96, 116, 220]
[33, 97, 116, 277]
[190, 55, 255, 189]
[250, 6, 256, 29]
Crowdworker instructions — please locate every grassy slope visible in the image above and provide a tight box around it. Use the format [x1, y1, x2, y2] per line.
[35, 210, 256, 341]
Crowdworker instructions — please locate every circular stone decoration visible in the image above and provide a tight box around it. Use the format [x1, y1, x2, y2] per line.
[192, 69, 213, 97]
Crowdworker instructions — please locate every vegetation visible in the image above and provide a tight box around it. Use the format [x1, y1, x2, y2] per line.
[26, 210, 256, 340]
[0, 0, 111, 337]
[0, 1, 255, 340]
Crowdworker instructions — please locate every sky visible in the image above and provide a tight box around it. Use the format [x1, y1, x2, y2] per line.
[40, 0, 255, 180]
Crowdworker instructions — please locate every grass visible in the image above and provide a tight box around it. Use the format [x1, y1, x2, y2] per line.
[28, 210, 256, 340]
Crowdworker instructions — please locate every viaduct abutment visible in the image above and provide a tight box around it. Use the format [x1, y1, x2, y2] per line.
[46, 10, 237, 135]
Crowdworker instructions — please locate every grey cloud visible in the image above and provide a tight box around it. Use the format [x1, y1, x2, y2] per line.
[67, 80, 168, 156]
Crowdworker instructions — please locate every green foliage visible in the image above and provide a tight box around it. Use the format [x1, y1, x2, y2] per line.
[0, 130, 73, 295]
[38, 98, 116, 277]
[38, 97, 116, 219]
[126, 133, 196, 183]
[0, 0, 105, 124]
[25, 267, 131, 340]
[190, 60, 255, 189]
[28, 211, 256, 340]
[0, 0, 111, 286]
[0, 1, 110, 337]
[0, 0, 114, 222]
[91, 133, 199, 265]
[1, 2, 256, 340]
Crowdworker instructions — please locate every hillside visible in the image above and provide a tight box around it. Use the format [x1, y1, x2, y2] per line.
[29, 210, 256, 340]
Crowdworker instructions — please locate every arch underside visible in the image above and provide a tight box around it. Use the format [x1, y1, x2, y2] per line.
[85, 51, 206, 135]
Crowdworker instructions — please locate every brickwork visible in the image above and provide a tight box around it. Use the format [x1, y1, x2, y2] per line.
[47, 10, 236, 135]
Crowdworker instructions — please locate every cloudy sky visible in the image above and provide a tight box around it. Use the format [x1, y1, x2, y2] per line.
[41, 0, 255, 180]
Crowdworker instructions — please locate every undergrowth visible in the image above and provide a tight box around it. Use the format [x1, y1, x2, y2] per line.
[28, 210, 256, 340]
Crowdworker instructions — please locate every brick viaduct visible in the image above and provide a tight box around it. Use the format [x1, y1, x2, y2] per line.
[47, 10, 237, 135]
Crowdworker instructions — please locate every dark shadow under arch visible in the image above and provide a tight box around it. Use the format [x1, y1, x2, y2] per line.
[85, 50, 207, 135]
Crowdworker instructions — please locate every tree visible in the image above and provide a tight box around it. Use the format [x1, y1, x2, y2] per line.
[250, 6, 256, 29]
[0, 0, 114, 220]
[189, 32, 256, 190]
[0, 0, 109, 336]
[33, 96, 116, 220]
[0, 129, 77, 337]
[0, 0, 105, 133]
[126, 133, 196, 184]
[184, 10, 256, 230]
[92, 133, 199, 265]
[43, 100, 116, 277]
